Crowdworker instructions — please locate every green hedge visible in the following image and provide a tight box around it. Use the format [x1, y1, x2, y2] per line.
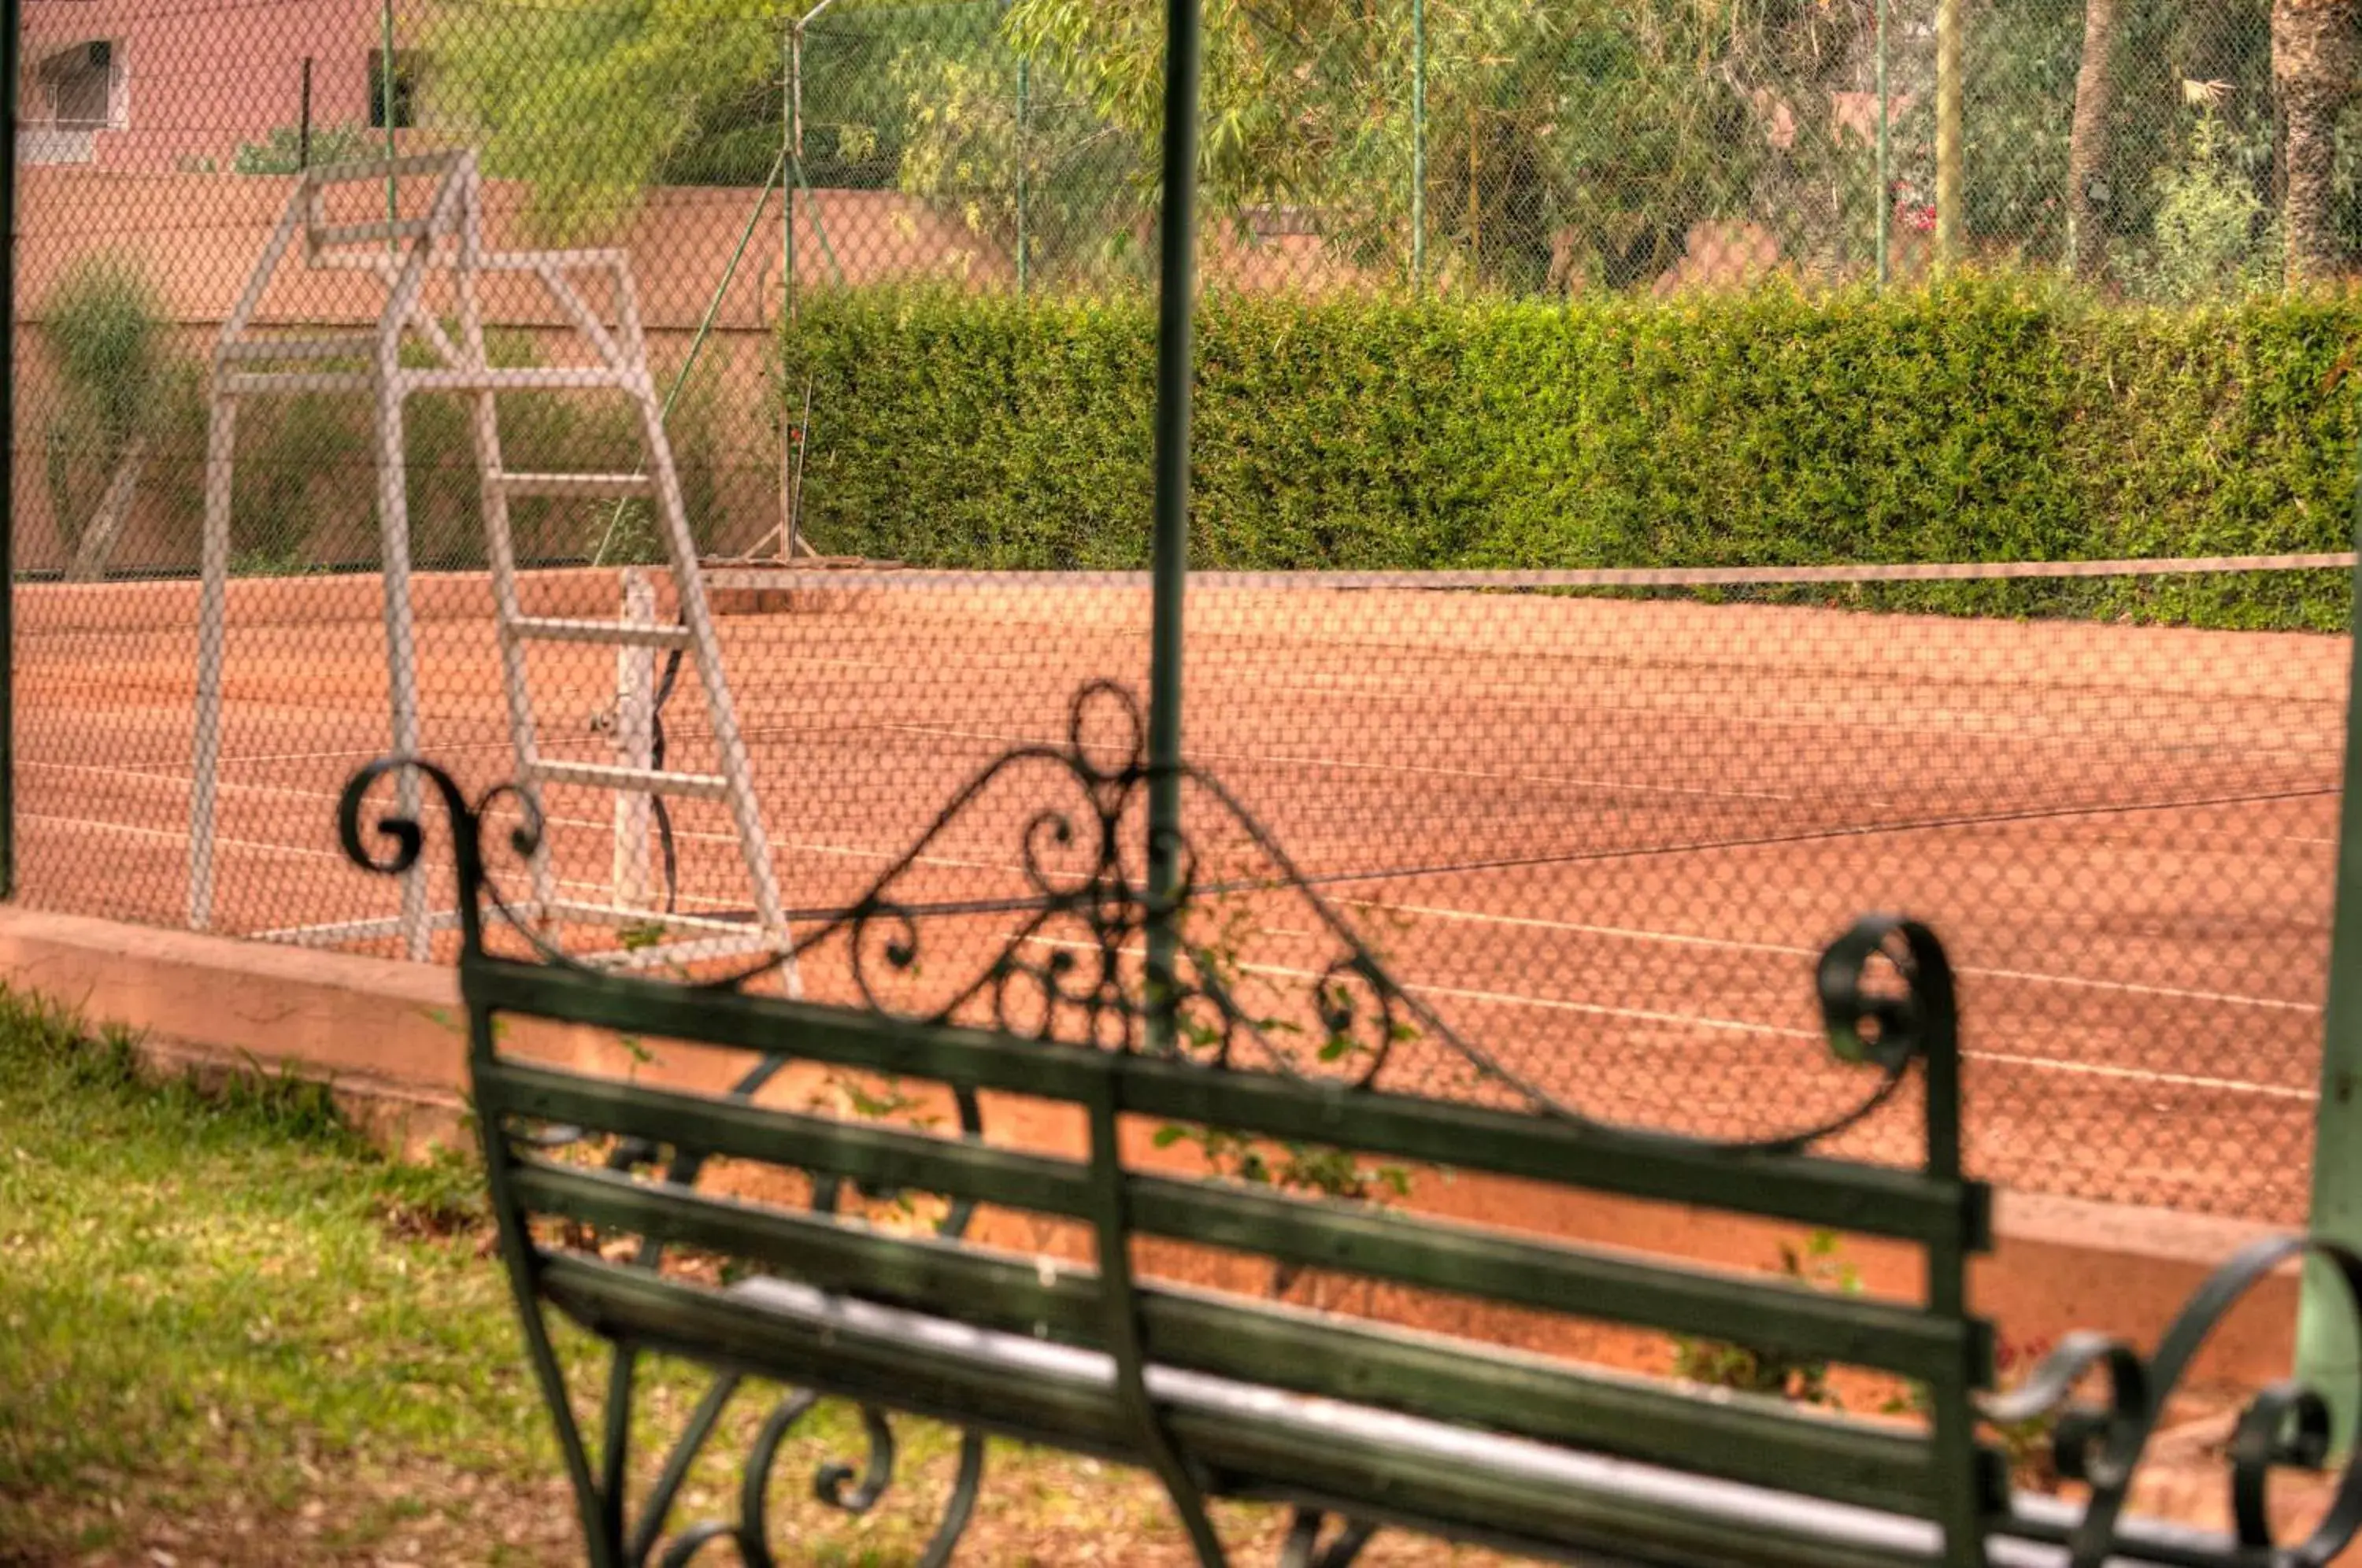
[782, 279, 2361, 628]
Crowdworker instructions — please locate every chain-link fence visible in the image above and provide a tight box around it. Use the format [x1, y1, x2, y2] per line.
[7, 0, 2356, 1226]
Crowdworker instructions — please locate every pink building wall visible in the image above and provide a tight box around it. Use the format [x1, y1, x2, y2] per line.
[19, 0, 391, 173]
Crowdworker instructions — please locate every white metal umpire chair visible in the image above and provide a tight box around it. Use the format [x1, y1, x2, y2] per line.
[186, 150, 794, 982]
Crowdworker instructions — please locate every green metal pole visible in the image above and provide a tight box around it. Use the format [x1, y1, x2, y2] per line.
[1875, 0, 1890, 288]
[2297, 453, 2362, 1451]
[1412, 0, 1426, 290]
[381, 0, 397, 242]
[591, 150, 787, 568]
[1016, 54, 1031, 299]
[1934, 0, 1961, 267]
[784, 22, 798, 324]
[2, 0, 19, 899]
[1145, 0, 1204, 1052]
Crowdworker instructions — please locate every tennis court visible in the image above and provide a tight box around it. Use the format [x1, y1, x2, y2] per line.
[12, 561, 2345, 1223]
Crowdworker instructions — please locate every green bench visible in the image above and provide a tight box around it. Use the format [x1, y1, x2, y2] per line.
[342, 686, 2362, 1568]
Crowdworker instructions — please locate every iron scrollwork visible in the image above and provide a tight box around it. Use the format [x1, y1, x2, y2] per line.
[336, 679, 1940, 1152]
[1991, 1235, 2362, 1568]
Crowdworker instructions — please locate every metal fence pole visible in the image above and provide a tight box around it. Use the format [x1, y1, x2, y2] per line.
[1875, 0, 1890, 288]
[784, 20, 798, 323]
[1934, 0, 1961, 265]
[380, 0, 397, 240]
[2296, 448, 2362, 1451]
[1145, 0, 1204, 1052]
[2, 0, 17, 900]
[1016, 53, 1030, 300]
[1412, 0, 1426, 290]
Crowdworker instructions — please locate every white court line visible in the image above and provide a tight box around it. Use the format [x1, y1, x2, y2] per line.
[28, 792, 2320, 1015]
[882, 722, 1796, 804]
[1034, 935, 2314, 1101]
[1350, 899, 2323, 1015]
[1965, 1049, 2316, 1103]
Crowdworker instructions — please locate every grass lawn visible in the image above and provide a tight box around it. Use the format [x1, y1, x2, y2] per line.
[0, 989, 1513, 1566]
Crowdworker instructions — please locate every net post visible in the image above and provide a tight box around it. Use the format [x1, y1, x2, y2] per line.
[613, 569, 657, 910]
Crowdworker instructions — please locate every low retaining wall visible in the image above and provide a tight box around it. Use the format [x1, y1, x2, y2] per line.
[0, 902, 2300, 1387]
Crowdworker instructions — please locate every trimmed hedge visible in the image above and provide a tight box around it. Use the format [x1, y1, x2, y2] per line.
[783, 278, 2360, 628]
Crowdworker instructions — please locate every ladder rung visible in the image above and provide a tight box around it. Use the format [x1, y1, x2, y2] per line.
[401, 367, 636, 393]
[222, 370, 376, 397]
[509, 616, 690, 649]
[311, 216, 437, 248]
[530, 761, 728, 800]
[221, 335, 379, 364]
[591, 931, 790, 972]
[493, 472, 652, 499]
[302, 150, 466, 187]
[543, 900, 760, 937]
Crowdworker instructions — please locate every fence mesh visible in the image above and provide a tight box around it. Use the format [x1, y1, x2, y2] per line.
[8, 0, 2356, 1226]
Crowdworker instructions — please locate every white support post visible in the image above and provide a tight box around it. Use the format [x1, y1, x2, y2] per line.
[187, 398, 239, 932]
[614, 269, 798, 991]
[452, 156, 559, 924]
[613, 568, 657, 909]
[374, 367, 428, 960]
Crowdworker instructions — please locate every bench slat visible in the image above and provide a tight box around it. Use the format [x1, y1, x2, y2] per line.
[488, 1056, 1972, 1381]
[1127, 1174, 1977, 1384]
[468, 961, 1986, 1246]
[481, 1060, 1096, 1219]
[511, 1159, 1973, 1518]
[539, 1256, 1955, 1568]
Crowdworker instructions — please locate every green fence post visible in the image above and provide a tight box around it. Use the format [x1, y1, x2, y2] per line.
[1016, 52, 1031, 299]
[1934, 0, 1960, 266]
[1144, 0, 1204, 1053]
[2, 0, 17, 900]
[784, 19, 798, 323]
[1875, 0, 1890, 289]
[381, 0, 397, 239]
[1412, 0, 1426, 290]
[2297, 466, 2362, 1449]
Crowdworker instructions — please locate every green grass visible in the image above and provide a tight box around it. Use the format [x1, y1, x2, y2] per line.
[0, 993, 556, 1561]
[0, 989, 1453, 1566]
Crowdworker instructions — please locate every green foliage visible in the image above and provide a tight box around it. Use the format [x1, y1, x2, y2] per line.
[38, 257, 196, 556]
[424, 0, 800, 239]
[1670, 1230, 1860, 1407]
[783, 278, 2360, 630]
[228, 121, 377, 176]
[2122, 112, 2282, 305]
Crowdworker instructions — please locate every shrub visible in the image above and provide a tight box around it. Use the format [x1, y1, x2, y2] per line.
[38, 258, 201, 563]
[781, 277, 2360, 630]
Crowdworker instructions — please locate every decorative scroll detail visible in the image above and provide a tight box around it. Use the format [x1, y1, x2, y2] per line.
[338, 679, 1954, 1155]
[648, 1389, 983, 1568]
[1988, 1235, 2362, 1568]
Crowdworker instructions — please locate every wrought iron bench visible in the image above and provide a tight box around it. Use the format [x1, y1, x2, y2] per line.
[343, 685, 2362, 1568]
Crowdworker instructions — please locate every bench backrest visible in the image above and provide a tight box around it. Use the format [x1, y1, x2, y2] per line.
[460, 934, 1997, 1548]
[345, 698, 2000, 1566]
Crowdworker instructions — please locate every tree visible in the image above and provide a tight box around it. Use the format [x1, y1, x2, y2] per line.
[427, 0, 798, 238]
[2273, 0, 2360, 282]
[2068, 0, 2120, 279]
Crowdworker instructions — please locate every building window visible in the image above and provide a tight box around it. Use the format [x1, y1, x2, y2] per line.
[367, 50, 420, 129]
[37, 40, 121, 130]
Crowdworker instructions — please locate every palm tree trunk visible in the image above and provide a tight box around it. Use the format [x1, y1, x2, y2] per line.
[2068, 0, 2120, 280]
[2275, 0, 2362, 283]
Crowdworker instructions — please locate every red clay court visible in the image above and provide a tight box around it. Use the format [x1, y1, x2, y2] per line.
[12, 566, 2344, 1223]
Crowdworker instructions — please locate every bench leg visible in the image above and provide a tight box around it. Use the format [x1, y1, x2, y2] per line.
[1280, 1508, 1376, 1568]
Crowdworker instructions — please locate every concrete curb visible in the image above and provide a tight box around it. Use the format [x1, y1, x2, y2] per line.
[0, 903, 2301, 1383]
